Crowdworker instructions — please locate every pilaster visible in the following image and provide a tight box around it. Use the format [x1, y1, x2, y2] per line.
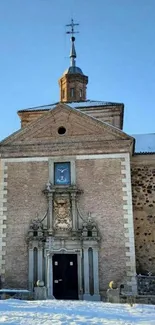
[47, 254, 55, 299]
[47, 193, 53, 234]
[121, 154, 137, 294]
[77, 252, 83, 299]
[92, 248, 100, 301]
[28, 246, 34, 291]
[0, 160, 8, 282]
[71, 193, 77, 231]
[83, 247, 90, 299]
[37, 246, 43, 281]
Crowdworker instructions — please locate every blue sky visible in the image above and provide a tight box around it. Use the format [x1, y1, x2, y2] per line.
[0, 0, 155, 140]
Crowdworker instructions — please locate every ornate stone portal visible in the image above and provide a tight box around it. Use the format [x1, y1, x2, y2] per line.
[27, 182, 100, 301]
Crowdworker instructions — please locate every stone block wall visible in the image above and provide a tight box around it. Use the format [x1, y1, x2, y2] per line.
[131, 156, 155, 275]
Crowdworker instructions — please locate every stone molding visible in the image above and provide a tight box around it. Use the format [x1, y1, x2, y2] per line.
[2, 153, 131, 163]
[48, 157, 76, 185]
[76, 153, 131, 160]
[0, 160, 8, 278]
[0, 141, 133, 158]
[131, 154, 155, 165]
[121, 154, 137, 294]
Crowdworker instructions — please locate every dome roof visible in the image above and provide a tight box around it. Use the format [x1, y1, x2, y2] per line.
[63, 66, 84, 76]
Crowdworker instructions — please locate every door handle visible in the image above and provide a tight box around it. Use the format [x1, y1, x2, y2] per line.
[54, 279, 62, 283]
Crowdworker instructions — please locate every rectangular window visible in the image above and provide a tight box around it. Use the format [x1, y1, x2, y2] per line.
[80, 89, 82, 98]
[70, 88, 74, 98]
[54, 162, 71, 185]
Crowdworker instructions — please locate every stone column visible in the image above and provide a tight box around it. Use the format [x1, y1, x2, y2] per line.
[92, 248, 100, 301]
[83, 247, 91, 300]
[47, 254, 54, 299]
[28, 247, 34, 291]
[77, 252, 83, 299]
[71, 193, 77, 231]
[47, 194, 53, 234]
[37, 247, 43, 281]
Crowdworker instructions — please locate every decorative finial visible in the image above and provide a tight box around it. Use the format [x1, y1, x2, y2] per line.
[66, 19, 79, 67]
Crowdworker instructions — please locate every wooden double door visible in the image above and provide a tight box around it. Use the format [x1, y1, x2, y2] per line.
[53, 254, 78, 300]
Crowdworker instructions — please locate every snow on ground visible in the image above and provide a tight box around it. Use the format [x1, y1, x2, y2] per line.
[0, 299, 155, 325]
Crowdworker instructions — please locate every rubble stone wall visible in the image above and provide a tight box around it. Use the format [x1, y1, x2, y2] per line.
[131, 155, 155, 275]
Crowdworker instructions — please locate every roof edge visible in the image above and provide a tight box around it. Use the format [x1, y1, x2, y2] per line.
[17, 100, 124, 113]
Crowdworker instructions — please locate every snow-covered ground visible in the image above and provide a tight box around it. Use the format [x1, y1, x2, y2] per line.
[0, 299, 155, 325]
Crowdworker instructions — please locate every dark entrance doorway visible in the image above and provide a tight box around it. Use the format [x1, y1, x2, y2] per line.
[53, 254, 78, 300]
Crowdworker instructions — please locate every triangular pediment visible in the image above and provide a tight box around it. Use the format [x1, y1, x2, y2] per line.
[0, 103, 132, 145]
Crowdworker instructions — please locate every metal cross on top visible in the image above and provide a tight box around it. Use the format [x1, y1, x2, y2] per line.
[66, 19, 79, 37]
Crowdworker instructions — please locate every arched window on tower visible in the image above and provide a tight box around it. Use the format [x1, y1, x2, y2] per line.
[80, 89, 82, 98]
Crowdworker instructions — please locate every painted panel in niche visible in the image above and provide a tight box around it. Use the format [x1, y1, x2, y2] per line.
[54, 162, 71, 185]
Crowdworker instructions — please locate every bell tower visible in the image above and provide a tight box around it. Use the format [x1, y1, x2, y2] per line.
[59, 19, 88, 103]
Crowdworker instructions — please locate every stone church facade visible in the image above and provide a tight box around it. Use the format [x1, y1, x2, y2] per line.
[0, 30, 154, 300]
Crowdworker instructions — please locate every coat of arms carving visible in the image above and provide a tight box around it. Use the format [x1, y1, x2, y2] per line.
[54, 198, 72, 231]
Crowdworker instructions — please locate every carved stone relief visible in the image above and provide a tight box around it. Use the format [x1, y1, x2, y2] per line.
[53, 197, 72, 231]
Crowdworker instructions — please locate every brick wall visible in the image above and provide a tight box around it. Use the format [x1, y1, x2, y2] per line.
[1, 154, 137, 293]
[59, 74, 88, 102]
[0, 104, 135, 292]
[76, 155, 136, 294]
[4, 161, 48, 288]
[0, 106, 132, 159]
[18, 104, 123, 130]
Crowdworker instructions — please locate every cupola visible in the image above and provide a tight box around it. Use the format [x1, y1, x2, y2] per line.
[59, 19, 88, 103]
